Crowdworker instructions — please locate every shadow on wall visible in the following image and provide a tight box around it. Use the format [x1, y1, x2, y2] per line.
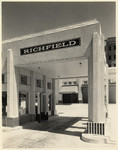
[22, 116, 88, 137]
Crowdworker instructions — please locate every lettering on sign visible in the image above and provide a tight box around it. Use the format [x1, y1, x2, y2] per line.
[20, 38, 81, 55]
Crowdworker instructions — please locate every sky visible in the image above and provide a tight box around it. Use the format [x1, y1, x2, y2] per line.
[2, 2, 116, 41]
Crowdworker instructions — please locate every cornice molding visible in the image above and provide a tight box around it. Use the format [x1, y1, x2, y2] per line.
[2, 19, 99, 44]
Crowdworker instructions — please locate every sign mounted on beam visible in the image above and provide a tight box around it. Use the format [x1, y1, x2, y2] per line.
[20, 38, 81, 55]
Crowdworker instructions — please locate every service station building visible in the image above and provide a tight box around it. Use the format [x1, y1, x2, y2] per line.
[2, 19, 109, 141]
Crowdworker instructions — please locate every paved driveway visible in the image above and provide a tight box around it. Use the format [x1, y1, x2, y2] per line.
[2, 104, 117, 148]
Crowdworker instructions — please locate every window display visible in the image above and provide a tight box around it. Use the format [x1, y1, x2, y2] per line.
[19, 92, 29, 115]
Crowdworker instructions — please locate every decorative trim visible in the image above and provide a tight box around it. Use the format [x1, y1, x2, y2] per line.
[2, 19, 99, 44]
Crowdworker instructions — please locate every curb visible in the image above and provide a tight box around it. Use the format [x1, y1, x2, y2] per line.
[2, 126, 22, 132]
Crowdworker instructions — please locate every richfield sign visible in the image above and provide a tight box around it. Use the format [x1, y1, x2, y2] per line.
[20, 38, 81, 55]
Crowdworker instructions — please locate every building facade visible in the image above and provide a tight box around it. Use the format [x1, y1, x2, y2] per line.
[105, 37, 116, 67]
[55, 69, 116, 104]
[2, 67, 55, 126]
[55, 77, 88, 104]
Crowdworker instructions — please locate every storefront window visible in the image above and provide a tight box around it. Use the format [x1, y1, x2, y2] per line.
[36, 79, 41, 87]
[2, 74, 5, 84]
[47, 82, 51, 89]
[48, 94, 51, 111]
[35, 94, 38, 115]
[19, 92, 29, 115]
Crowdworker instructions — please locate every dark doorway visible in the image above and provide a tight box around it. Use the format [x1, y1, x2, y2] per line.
[48, 94, 51, 111]
[63, 93, 78, 103]
[2, 91, 7, 115]
[82, 84, 88, 103]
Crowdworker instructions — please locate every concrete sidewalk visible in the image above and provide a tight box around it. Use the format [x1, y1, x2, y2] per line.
[2, 104, 117, 148]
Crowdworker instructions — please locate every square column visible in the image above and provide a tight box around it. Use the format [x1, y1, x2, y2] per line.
[88, 33, 105, 123]
[7, 49, 19, 127]
[43, 75, 48, 113]
[30, 71, 35, 114]
[78, 78, 83, 103]
[82, 33, 110, 142]
[40, 92, 44, 112]
[39, 75, 48, 120]
[51, 79, 57, 115]
[37, 93, 40, 114]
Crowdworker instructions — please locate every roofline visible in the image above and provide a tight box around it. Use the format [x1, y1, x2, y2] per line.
[2, 19, 99, 44]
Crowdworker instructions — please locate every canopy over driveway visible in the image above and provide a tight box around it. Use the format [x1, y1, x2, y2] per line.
[2, 19, 109, 140]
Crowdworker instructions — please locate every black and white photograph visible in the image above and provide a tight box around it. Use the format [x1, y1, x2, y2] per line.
[1, 0, 117, 149]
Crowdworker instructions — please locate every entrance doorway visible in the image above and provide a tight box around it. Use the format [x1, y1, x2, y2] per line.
[82, 84, 88, 103]
[19, 91, 29, 115]
[63, 93, 78, 103]
[19, 91, 30, 124]
[2, 91, 7, 126]
[2, 91, 7, 115]
[35, 92, 41, 121]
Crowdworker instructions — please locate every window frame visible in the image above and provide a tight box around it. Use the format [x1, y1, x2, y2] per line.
[36, 79, 42, 88]
[47, 82, 51, 89]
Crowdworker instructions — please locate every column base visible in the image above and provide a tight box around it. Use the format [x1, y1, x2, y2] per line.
[82, 133, 110, 143]
[87, 119, 111, 136]
[82, 120, 111, 143]
[78, 99, 83, 103]
[51, 110, 57, 115]
[6, 117, 19, 127]
[19, 114, 36, 124]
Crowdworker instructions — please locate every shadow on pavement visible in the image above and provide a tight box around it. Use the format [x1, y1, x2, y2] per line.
[22, 116, 88, 137]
